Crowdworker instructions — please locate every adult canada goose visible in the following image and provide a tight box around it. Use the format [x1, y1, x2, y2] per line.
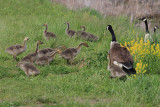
[6, 37, 29, 60]
[35, 49, 62, 65]
[38, 46, 66, 57]
[60, 42, 89, 64]
[153, 26, 159, 43]
[65, 22, 76, 38]
[16, 62, 40, 77]
[154, 26, 158, 33]
[21, 41, 43, 63]
[107, 25, 136, 78]
[43, 24, 56, 40]
[139, 18, 153, 42]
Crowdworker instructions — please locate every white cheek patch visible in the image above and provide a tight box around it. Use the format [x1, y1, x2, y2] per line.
[143, 19, 147, 21]
[107, 26, 109, 30]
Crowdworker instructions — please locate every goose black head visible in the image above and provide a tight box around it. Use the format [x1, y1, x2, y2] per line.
[139, 17, 147, 22]
[154, 26, 159, 29]
[106, 25, 112, 30]
[154, 26, 159, 33]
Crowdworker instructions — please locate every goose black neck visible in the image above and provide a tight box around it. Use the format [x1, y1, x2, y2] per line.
[144, 20, 149, 33]
[108, 28, 116, 42]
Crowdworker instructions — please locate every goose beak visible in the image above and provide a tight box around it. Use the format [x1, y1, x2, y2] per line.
[139, 18, 146, 21]
[156, 26, 159, 29]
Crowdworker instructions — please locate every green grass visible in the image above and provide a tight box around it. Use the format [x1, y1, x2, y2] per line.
[0, 0, 160, 106]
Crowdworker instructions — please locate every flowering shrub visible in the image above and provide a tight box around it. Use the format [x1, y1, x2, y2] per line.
[122, 38, 160, 75]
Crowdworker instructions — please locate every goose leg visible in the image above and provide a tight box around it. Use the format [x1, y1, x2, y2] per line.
[67, 59, 70, 64]
[70, 60, 73, 65]
[13, 55, 16, 61]
[47, 61, 49, 66]
[109, 76, 114, 79]
[25, 71, 30, 77]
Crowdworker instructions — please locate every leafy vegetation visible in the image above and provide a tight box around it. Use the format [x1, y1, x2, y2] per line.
[0, 0, 160, 106]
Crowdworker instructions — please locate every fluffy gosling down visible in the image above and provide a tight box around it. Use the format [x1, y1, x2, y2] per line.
[38, 46, 66, 58]
[21, 41, 43, 63]
[76, 25, 99, 42]
[35, 49, 62, 65]
[60, 42, 89, 65]
[107, 25, 136, 78]
[16, 62, 40, 77]
[65, 22, 76, 38]
[43, 24, 56, 40]
[6, 37, 29, 60]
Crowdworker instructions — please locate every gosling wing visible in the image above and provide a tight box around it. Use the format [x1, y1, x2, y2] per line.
[60, 49, 73, 59]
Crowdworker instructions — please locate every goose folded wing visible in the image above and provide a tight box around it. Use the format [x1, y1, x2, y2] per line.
[68, 30, 76, 35]
[7, 45, 23, 50]
[110, 46, 133, 69]
[60, 49, 73, 59]
[70, 48, 78, 53]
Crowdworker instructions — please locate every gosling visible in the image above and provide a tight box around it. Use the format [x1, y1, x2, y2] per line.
[16, 62, 40, 77]
[6, 37, 29, 60]
[35, 49, 62, 65]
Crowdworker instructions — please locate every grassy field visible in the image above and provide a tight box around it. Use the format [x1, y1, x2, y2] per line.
[0, 0, 160, 106]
